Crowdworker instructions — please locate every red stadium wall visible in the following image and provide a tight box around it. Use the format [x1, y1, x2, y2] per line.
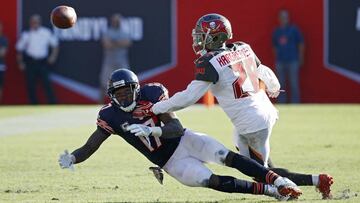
[1, 0, 359, 104]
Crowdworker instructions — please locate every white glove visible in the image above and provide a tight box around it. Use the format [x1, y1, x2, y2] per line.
[127, 124, 153, 137]
[266, 90, 280, 98]
[127, 124, 162, 137]
[58, 150, 75, 171]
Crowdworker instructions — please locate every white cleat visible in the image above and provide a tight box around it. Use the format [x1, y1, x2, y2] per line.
[274, 177, 302, 199]
[265, 184, 290, 201]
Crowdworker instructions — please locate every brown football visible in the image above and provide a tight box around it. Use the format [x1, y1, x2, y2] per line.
[50, 5, 77, 29]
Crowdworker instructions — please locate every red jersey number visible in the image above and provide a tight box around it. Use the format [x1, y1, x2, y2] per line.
[231, 57, 259, 99]
[138, 118, 162, 152]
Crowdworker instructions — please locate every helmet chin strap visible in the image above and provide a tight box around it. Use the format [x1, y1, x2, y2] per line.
[112, 85, 138, 112]
[112, 97, 137, 112]
[120, 101, 136, 112]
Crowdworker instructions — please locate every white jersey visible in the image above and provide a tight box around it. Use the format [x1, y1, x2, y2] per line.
[152, 42, 278, 134]
[207, 43, 278, 134]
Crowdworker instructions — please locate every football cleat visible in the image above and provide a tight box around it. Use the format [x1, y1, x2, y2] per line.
[149, 166, 164, 185]
[275, 177, 302, 199]
[265, 184, 290, 201]
[278, 185, 302, 199]
[316, 174, 334, 199]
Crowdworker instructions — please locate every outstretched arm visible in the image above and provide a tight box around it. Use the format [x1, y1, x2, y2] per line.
[71, 128, 110, 164]
[58, 128, 110, 169]
[152, 80, 212, 115]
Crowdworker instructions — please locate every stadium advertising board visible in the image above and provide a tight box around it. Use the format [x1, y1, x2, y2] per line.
[325, 0, 360, 83]
[19, 0, 176, 101]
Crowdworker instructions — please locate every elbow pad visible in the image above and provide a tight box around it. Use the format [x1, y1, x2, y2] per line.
[257, 64, 280, 92]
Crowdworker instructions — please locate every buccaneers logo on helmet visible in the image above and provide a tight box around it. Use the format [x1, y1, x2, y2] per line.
[192, 13, 233, 55]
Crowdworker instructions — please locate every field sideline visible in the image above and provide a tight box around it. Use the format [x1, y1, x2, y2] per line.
[0, 104, 359, 202]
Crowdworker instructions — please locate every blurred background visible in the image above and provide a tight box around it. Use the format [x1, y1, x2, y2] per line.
[0, 0, 359, 105]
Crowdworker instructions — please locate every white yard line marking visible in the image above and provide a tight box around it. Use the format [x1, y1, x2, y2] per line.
[0, 108, 98, 137]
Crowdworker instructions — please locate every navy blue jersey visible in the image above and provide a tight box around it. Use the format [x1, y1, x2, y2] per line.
[96, 83, 181, 167]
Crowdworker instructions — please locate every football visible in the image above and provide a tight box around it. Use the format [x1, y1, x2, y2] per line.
[50, 5, 77, 29]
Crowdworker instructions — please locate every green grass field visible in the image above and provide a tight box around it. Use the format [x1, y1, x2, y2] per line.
[0, 104, 359, 203]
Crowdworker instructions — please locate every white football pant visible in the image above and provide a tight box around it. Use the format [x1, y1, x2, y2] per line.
[163, 129, 229, 187]
[233, 127, 272, 167]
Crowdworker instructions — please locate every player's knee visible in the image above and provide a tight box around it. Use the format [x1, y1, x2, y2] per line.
[198, 178, 210, 187]
[215, 149, 229, 164]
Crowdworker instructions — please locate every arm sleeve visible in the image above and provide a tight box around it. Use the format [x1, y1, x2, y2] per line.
[16, 33, 27, 51]
[160, 118, 184, 138]
[71, 128, 110, 164]
[257, 64, 280, 92]
[49, 31, 59, 47]
[152, 80, 212, 114]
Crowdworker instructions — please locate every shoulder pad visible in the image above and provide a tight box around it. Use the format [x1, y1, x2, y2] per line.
[229, 42, 261, 67]
[97, 103, 114, 134]
[141, 83, 169, 103]
[226, 41, 248, 49]
[233, 41, 248, 46]
[194, 54, 219, 83]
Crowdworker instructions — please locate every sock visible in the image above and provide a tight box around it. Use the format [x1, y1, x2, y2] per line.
[208, 174, 265, 194]
[264, 184, 276, 196]
[224, 151, 279, 184]
[312, 175, 319, 186]
[270, 167, 314, 186]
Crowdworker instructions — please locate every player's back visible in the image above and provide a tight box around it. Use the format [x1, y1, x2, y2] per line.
[195, 42, 278, 134]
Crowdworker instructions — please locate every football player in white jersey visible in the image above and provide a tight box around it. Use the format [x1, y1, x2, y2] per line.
[133, 13, 333, 199]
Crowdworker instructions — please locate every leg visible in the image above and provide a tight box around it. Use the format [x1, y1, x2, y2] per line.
[163, 157, 212, 187]
[241, 128, 271, 167]
[270, 168, 334, 199]
[234, 129, 275, 167]
[38, 60, 56, 104]
[182, 130, 276, 184]
[24, 63, 38, 104]
[236, 129, 311, 185]
[208, 174, 267, 195]
[288, 61, 300, 103]
[270, 168, 314, 186]
[180, 130, 229, 165]
[166, 130, 302, 198]
[233, 129, 251, 158]
[164, 154, 268, 196]
[245, 128, 333, 198]
[275, 62, 287, 103]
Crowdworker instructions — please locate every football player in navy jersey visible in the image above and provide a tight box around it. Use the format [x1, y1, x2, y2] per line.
[132, 13, 333, 199]
[58, 69, 302, 200]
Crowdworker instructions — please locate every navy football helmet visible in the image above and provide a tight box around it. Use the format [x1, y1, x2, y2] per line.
[192, 13, 233, 55]
[107, 69, 140, 112]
